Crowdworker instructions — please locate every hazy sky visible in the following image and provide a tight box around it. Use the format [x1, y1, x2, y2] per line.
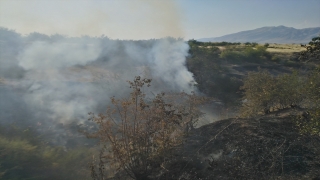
[1, 0, 319, 40]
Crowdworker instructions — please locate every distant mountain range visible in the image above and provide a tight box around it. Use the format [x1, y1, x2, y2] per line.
[198, 26, 320, 44]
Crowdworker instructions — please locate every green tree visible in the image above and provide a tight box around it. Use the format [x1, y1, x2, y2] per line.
[295, 66, 320, 135]
[300, 36, 320, 62]
[240, 69, 305, 117]
[220, 46, 271, 63]
[240, 69, 276, 117]
[240, 66, 320, 136]
[251, 42, 258, 47]
[296, 35, 320, 135]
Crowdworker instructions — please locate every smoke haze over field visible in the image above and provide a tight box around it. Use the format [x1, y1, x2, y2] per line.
[0, 0, 184, 39]
[0, 28, 195, 130]
[0, 1, 195, 147]
[1, 0, 319, 40]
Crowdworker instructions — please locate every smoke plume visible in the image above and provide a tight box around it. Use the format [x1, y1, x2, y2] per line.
[0, 28, 195, 131]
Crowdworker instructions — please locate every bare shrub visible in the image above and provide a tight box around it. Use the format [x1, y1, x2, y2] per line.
[88, 76, 206, 179]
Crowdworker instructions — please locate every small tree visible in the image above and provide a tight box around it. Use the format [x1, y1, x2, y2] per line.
[88, 76, 206, 179]
[300, 36, 320, 62]
[240, 65, 320, 136]
[296, 35, 320, 135]
[251, 42, 258, 47]
[239, 70, 276, 117]
[244, 42, 251, 46]
[295, 66, 320, 136]
[240, 69, 304, 117]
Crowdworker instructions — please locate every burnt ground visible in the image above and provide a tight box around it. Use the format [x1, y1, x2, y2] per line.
[144, 108, 320, 180]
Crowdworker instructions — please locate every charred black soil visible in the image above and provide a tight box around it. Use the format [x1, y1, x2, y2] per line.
[112, 108, 320, 180]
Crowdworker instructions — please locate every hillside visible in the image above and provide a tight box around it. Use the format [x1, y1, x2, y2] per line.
[112, 108, 320, 179]
[199, 26, 320, 44]
[171, 109, 319, 179]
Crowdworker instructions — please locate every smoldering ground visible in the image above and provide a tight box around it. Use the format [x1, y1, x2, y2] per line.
[0, 27, 197, 146]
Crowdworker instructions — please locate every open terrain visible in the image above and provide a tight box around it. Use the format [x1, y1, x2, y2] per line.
[1, 33, 319, 179]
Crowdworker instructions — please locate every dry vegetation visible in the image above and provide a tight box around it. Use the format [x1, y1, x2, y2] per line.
[1, 35, 319, 179]
[86, 37, 320, 179]
[88, 76, 208, 180]
[266, 43, 305, 53]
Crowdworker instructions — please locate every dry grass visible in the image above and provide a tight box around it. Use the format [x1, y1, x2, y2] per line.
[267, 43, 305, 53]
[217, 46, 226, 51]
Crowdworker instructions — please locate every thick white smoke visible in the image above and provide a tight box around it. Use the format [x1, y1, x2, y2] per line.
[0, 28, 195, 127]
[18, 40, 102, 70]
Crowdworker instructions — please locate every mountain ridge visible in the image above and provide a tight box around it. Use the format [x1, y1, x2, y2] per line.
[198, 26, 320, 44]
